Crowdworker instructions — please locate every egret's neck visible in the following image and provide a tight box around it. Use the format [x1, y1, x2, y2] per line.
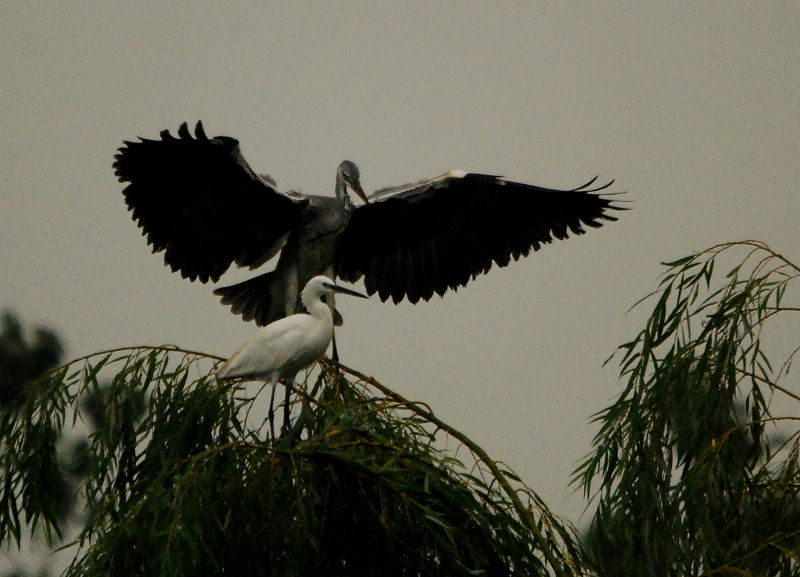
[301, 287, 336, 327]
[307, 298, 335, 327]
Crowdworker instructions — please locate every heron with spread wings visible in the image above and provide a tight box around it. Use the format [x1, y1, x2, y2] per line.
[114, 121, 624, 326]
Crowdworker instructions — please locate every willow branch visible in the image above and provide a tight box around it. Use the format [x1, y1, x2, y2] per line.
[331, 360, 573, 577]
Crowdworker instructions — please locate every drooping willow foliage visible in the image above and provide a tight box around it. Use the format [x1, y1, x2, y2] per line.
[3, 240, 797, 577]
[576, 240, 800, 576]
[1, 345, 585, 576]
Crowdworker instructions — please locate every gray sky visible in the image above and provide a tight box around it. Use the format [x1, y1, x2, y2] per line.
[3, 1, 799, 532]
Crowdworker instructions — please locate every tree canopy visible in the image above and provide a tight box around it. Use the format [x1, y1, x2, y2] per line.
[1, 240, 798, 576]
[2, 348, 581, 576]
[577, 240, 799, 576]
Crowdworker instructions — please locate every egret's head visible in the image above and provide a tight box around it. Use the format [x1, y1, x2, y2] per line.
[321, 277, 368, 300]
[301, 276, 368, 308]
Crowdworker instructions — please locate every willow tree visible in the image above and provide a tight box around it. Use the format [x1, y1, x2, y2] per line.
[2, 240, 797, 576]
[577, 241, 799, 576]
[1, 350, 583, 576]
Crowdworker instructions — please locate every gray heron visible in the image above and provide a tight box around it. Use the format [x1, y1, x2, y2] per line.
[114, 121, 624, 326]
[217, 275, 367, 436]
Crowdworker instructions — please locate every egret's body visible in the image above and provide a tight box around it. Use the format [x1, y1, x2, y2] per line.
[217, 280, 338, 382]
[217, 276, 367, 435]
[115, 121, 625, 327]
[216, 308, 332, 383]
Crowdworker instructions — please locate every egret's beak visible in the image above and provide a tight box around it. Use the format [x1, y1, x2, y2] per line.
[325, 282, 369, 299]
[350, 180, 369, 204]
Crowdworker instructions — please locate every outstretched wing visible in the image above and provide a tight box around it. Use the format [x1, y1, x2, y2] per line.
[114, 121, 307, 283]
[335, 171, 624, 304]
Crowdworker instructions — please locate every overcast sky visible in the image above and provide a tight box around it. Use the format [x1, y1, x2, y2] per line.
[3, 2, 799, 540]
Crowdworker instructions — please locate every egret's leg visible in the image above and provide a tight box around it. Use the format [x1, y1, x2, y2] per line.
[281, 380, 294, 437]
[329, 290, 340, 362]
[267, 376, 279, 440]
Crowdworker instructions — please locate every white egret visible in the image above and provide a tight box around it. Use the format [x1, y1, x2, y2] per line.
[115, 121, 625, 327]
[216, 275, 367, 437]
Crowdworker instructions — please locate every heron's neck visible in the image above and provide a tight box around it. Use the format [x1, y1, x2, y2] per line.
[335, 176, 356, 214]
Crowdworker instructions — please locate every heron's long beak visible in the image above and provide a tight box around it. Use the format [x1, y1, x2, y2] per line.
[325, 282, 368, 299]
[350, 180, 369, 204]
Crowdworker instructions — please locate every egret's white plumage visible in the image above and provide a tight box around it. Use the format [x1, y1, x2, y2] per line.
[217, 275, 367, 436]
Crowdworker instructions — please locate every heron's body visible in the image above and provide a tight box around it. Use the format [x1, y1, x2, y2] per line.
[114, 122, 625, 326]
[211, 192, 351, 325]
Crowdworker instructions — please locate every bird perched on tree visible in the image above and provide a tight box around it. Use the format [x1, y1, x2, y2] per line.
[217, 275, 367, 436]
[114, 121, 624, 327]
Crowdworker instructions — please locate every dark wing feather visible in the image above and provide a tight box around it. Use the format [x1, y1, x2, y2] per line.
[335, 172, 624, 303]
[113, 121, 306, 283]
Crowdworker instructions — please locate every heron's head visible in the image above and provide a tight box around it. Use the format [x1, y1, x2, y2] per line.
[337, 160, 369, 205]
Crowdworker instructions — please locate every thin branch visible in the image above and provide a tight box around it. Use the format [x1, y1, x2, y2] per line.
[331, 360, 574, 577]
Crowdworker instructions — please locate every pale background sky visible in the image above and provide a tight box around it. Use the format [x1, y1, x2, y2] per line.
[2, 2, 799, 553]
